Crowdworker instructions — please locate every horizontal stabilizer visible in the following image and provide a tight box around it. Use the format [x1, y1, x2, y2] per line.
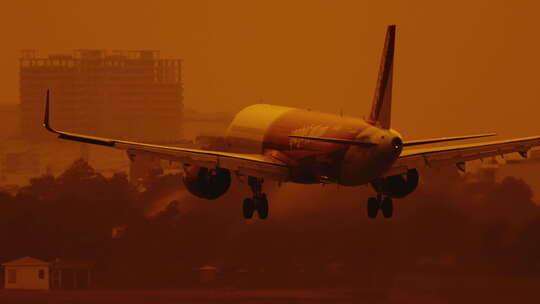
[288, 135, 377, 147]
[403, 133, 496, 147]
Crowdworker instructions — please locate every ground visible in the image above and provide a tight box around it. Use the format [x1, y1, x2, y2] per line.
[0, 289, 354, 304]
[2, 277, 540, 304]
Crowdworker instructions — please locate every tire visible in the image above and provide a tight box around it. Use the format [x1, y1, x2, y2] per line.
[243, 198, 255, 219]
[367, 197, 379, 219]
[381, 197, 393, 218]
[256, 194, 269, 219]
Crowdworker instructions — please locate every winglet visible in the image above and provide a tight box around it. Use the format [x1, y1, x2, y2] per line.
[368, 25, 396, 129]
[43, 90, 56, 133]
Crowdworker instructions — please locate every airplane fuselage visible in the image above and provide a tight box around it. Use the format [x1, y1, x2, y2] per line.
[225, 104, 403, 186]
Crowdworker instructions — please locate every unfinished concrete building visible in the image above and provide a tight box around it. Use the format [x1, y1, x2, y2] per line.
[20, 49, 183, 143]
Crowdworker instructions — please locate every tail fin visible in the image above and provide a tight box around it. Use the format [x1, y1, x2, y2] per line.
[368, 25, 396, 129]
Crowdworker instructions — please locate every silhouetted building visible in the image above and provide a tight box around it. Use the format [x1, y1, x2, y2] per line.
[20, 49, 183, 143]
[0, 104, 20, 140]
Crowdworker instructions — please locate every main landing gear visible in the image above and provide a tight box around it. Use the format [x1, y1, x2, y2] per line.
[367, 194, 393, 219]
[243, 176, 269, 219]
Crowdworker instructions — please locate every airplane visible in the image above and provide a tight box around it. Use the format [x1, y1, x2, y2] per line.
[43, 25, 540, 220]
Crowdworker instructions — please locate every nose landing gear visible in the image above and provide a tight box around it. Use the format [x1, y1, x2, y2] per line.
[243, 177, 269, 219]
[367, 194, 393, 219]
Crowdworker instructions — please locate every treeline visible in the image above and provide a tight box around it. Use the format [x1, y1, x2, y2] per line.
[1, 159, 540, 288]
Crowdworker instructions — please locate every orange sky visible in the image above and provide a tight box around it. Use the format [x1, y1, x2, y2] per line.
[1, 0, 539, 139]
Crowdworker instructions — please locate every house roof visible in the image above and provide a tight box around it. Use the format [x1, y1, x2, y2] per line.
[2, 256, 50, 266]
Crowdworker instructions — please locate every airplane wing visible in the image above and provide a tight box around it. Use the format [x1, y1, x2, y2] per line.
[43, 92, 290, 181]
[388, 136, 540, 175]
[289, 132, 496, 147]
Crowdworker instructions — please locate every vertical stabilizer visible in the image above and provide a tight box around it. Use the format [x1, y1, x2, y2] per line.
[368, 25, 396, 129]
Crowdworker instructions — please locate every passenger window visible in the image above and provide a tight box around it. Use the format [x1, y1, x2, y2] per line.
[38, 269, 45, 279]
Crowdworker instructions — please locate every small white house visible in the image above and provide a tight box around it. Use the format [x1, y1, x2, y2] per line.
[2, 257, 50, 290]
[2, 256, 92, 290]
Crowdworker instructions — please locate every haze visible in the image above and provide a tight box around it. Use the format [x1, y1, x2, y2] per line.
[1, 0, 539, 140]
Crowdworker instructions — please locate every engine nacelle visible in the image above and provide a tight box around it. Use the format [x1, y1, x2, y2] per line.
[371, 169, 419, 198]
[182, 166, 231, 200]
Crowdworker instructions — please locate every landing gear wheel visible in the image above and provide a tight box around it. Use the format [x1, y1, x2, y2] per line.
[256, 194, 269, 219]
[367, 197, 379, 219]
[243, 198, 255, 219]
[381, 197, 393, 218]
[244, 176, 270, 220]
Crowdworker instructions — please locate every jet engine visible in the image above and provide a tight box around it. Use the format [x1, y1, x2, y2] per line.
[182, 166, 231, 200]
[371, 169, 419, 198]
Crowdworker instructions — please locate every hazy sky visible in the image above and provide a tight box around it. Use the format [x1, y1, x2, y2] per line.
[1, 0, 539, 139]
